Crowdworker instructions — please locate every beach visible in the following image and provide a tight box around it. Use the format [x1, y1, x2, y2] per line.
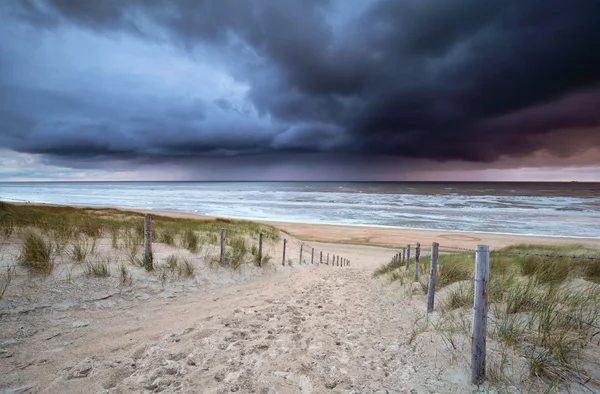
[1, 202, 599, 393]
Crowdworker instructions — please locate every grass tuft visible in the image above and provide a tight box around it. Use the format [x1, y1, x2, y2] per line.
[182, 228, 200, 253]
[84, 256, 111, 277]
[178, 259, 195, 277]
[18, 230, 55, 274]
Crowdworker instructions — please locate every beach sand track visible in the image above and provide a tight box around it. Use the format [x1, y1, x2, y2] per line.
[0, 246, 472, 393]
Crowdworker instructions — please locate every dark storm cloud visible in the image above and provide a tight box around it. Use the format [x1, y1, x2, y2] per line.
[1, 0, 600, 169]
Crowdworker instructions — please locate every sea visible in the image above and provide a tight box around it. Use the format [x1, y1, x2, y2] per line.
[1, 182, 599, 238]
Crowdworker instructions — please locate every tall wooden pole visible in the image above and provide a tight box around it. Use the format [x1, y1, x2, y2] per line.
[258, 233, 263, 267]
[282, 239, 287, 266]
[220, 228, 226, 265]
[143, 214, 153, 271]
[472, 245, 490, 385]
[427, 242, 439, 313]
[414, 243, 420, 282]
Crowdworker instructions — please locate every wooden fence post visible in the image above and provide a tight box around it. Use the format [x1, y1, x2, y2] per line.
[327, 253, 330, 265]
[258, 233, 263, 267]
[220, 228, 226, 265]
[311, 248, 314, 264]
[427, 242, 439, 313]
[414, 243, 420, 282]
[472, 245, 490, 385]
[299, 243, 303, 265]
[337, 256, 340, 266]
[143, 214, 153, 271]
[406, 244, 411, 270]
[320, 251, 322, 264]
[282, 239, 287, 266]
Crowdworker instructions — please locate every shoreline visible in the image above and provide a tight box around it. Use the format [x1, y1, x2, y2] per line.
[8, 201, 600, 250]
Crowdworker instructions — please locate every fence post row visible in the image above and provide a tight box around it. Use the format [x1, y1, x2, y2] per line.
[472, 245, 490, 385]
[414, 243, 420, 282]
[258, 233, 263, 267]
[426, 242, 439, 313]
[143, 214, 153, 271]
[220, 228, 226, 266]
[406, 244, 411, 270]
[282, 239, 287, 266]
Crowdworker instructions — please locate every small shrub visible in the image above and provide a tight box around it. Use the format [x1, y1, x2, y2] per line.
[127, 246, 143, 267]
[119, 264, 131, 284]
[436, 263, 472, 289]
[373, 257, 403, 278]
[441, 282, 474, 311]
[583, 260, 600, 283]
[80, 219, 102, 238]
[226, 236, 248, 268]
[166, 254, 179, 272]
[178, 259, 195, 277]
[182, 228, 200, 253]
[84, 256, 110, 277]
[18, 230, 54, 274]
[70, 237, 90, 263]
[109, 226, 120, 249]
[158, 228, 177, 246]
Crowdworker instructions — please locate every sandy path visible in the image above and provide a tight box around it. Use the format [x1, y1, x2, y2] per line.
[0, 242, 470, 393]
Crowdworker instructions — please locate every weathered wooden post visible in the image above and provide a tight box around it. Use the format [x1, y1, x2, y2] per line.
[311, 248, 314, 264]
[327, 253, 330, 265]
[282, 239, 287, 266]
[472, 245, 490, 385]
[320, 251, 322, 264]
[258, 233, 263, 267]
[406, 244, 411, 270]
[427, 242, 439, 313]
[402, 248, 406, 264]
[299, 243, 303, 265]
[220, 228, 226, 265]
[414, 243, 420, 282]
[143, 214, 153, 271]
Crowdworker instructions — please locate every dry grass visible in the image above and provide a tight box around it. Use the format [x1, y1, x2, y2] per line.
[18, 230, 55, 275]
[375, 243, 600, 391]
[84, 256, 111, 277]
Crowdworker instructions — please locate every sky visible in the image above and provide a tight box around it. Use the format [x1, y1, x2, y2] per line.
[1, 0, 599, 181]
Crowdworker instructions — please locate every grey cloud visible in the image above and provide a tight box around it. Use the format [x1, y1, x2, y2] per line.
[1, 0, 600, 173]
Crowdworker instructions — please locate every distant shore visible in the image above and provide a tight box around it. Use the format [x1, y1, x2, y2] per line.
[11, 201, 599, 250]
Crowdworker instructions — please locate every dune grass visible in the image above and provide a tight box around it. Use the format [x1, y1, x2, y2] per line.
[1, 202, 280, 275]
[18, 230, 55, 275]
[0, 202, 279, 245]
[375, 243, 600, 391]
[84, 256, 111, 277]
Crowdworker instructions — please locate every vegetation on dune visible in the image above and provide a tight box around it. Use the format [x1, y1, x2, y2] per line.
[18, 230, 55, 274]
[0, 202, 279, 244]
[375, 243, 600, 392]
[0, 201, 280, 288]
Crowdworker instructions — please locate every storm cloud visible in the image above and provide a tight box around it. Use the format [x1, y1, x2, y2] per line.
[1, 0, 600, 176]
